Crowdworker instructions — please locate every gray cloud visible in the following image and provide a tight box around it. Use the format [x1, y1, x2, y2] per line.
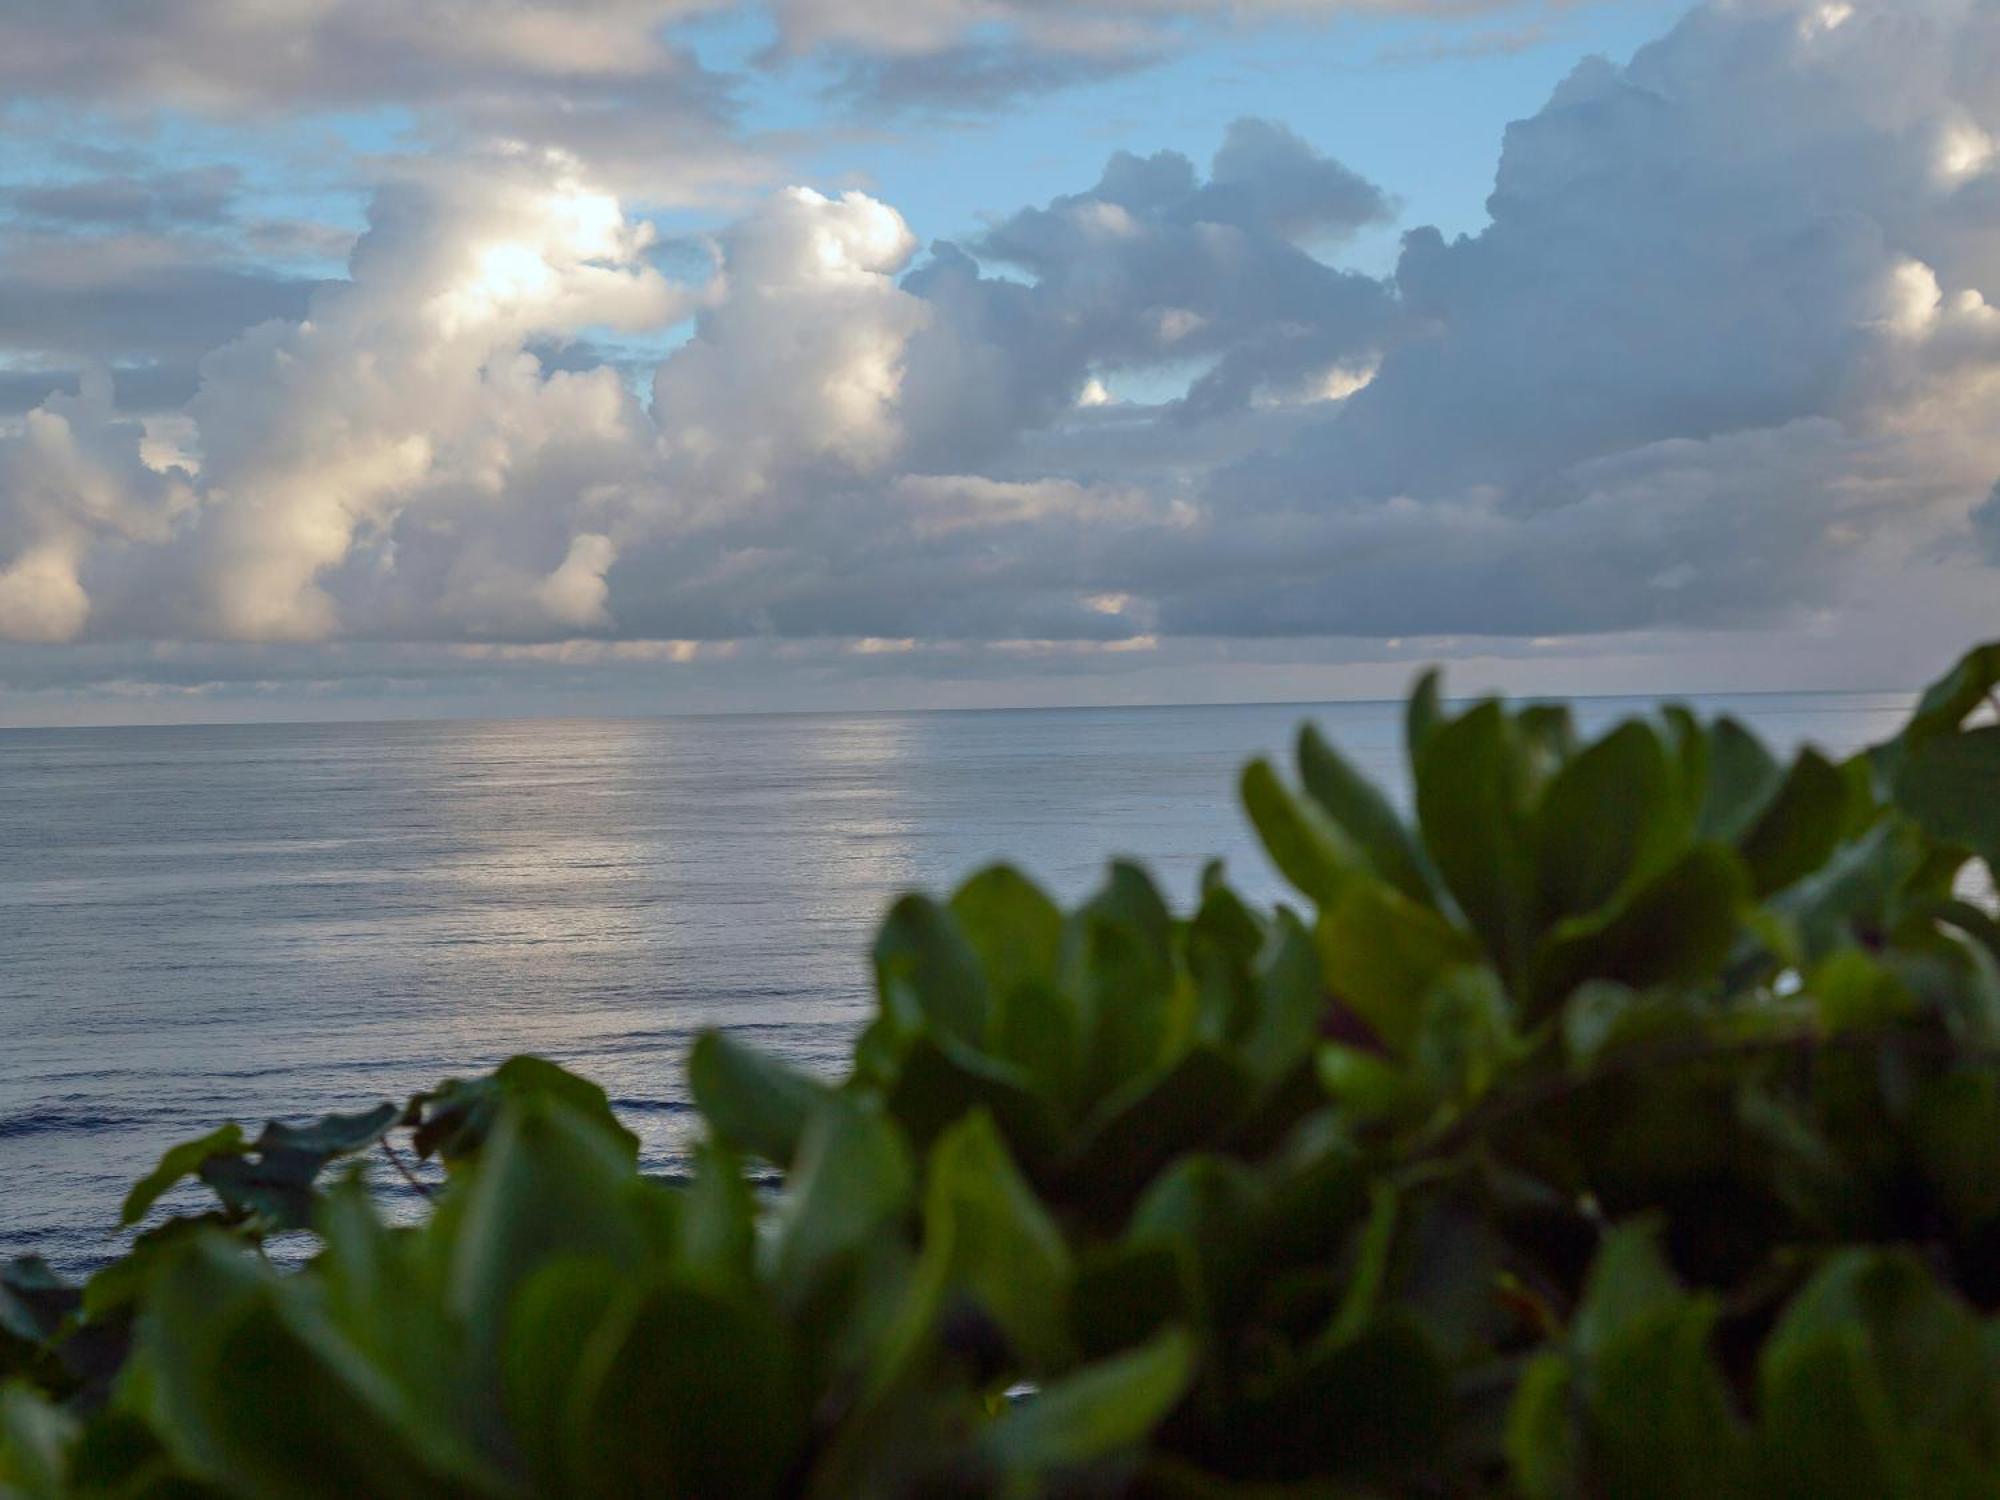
[819, 41, 1161, 116]
[0, 234, 320, 368]
[1974, 480, 2000, 564]
[3, 165, 241, 229]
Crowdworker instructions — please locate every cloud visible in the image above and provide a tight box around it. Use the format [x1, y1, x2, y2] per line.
[1973, 480, 2000, 564]
[3, 0, 2000, 699]
[819, 40, 1161, 116]
[0, 233, 320, 372]
[3, 164, 241, 229]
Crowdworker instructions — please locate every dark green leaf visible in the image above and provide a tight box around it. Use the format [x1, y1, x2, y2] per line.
[1415, 702, 1537, 987]
[1296, 722, 1433, 903]
[688, 1030, 830, 1167]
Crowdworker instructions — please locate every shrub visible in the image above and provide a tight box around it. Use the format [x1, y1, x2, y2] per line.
[4, 644, 2000, 1498]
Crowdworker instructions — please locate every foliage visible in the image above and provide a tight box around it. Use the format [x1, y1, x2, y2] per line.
[5, 644, 2000, 1497]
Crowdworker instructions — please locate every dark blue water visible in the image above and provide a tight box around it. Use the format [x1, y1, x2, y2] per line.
[0, 692, 1917, 1271]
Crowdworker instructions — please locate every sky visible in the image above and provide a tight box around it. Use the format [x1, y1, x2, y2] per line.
[0, 0, 1995, 724]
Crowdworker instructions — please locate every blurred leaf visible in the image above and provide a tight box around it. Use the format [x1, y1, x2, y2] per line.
[257, 1104, 398, 1160]
[1896, 642, 2000, 746]
[1416, 702, 1536, 988]
[1507, 1352, 1578, 1500]
[923, 1112, 1072, 1368]
[1242, 760, 1360, 909]
[875, 894, 988, 1051]
[1296, 722, 1434, 904]
[1699, 718, 1784, 844]
[1058, 1047, 1252, 1213]
[677, 1140, 757, 1284]
[0, 1261, 76, 1350]
[1892, 727, 2000, 867]
[1069, 864, 1181, 1102]
[502, 1257, 621, 1494]
[689, 1030, 829, 1168]
[1534, 721, 1685, 926]
[1573, 1221, 1682, 1362]
[771, 1097, 914, 1298]
[445, 1093, 650, 1364]
[1413, 966, 1513, 1102]
[1737, 749, 1849, 897]
[1405, 668, 1444, 767]
[1533, 845, 1748, 1017]
[121, 1124, 246, 1228]
[884, 1033, 1060, 1166]
[142, 1237, 502, 1498]
[951, 865, 1063, 1010]
[1236, 909, 1324, 1089]
[0, 1385, 76, 1499]
[977, 1327, 1193, 1473]
[570, 1275, 801, 1500]
[1316, 880, 1481, 1055]
[1585, 1298, 1747, 1500]
[408, 1056, 636, 1168]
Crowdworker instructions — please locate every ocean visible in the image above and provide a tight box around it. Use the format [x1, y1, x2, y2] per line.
[0, 691, 1919, 1272]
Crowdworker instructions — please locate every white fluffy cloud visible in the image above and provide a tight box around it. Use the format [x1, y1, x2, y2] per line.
[1, 0, 1998, 697]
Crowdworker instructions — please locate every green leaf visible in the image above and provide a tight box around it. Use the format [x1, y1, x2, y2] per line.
[1699, 717, 1784, 843]
[1573, 1220, 1683, 1361]
[688, 1030, 830, 1167]
[677, 1140, 757, 1283]
[569, 1275, 802, 1500]
[1807, 949, 1917, 1032]
[1893, 726, 2000, 866]
[1533, 720, 1685, 925]
[1415, 701, 1537, 987]
[1315, 880, 1481, 1055]
[977, 1327, 1193, 1473]
[1405, 668, 1444, 767]
[1760, 1251, 1991, 1440]
[1236, 908, 1325, 1089]
[1506, 1352, 1578, 1500]
[884, 1032, 1061, 1165]
[0, 1386, 77, 1499]
[0, 1259, 77, 1349]
[1068, 863, 1180, 1101]
[1296, 722, 1433, 904]
[1737, 749, 1850, 896]
[1532, 845, 1748, 1017]
[874, 894, 988, 1050]
[121, 1123, 246, 1227]
[408, 1055, 637, 1167]
[951, 865, 1064, 1011]
[502, 1257, 623, 1494]
[1057, 1047, 1254, 1215]
[1585, 1298, 1748, 1500]
[1241, 759, 1361, 908]
[923, 1111, 1072, 1367]
[257, 1103, 398, 1160]
[770, 1096, 915, 1298]
[1316, 1043, 1419, 1121]
[141, 1236, 502, 1498]
[1412, 965, 1513, 1101]
[1899, 641, 2000, 745]
[985, 977, 1083, 1106]
[1755, 1326, 1902, 1500]
[444, 1093, 650, 1364]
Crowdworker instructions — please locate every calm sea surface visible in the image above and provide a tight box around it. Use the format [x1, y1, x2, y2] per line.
[0, 692, 1917, 1271]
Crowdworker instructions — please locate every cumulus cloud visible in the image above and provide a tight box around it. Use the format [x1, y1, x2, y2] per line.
[2, 0, 1999, 698]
